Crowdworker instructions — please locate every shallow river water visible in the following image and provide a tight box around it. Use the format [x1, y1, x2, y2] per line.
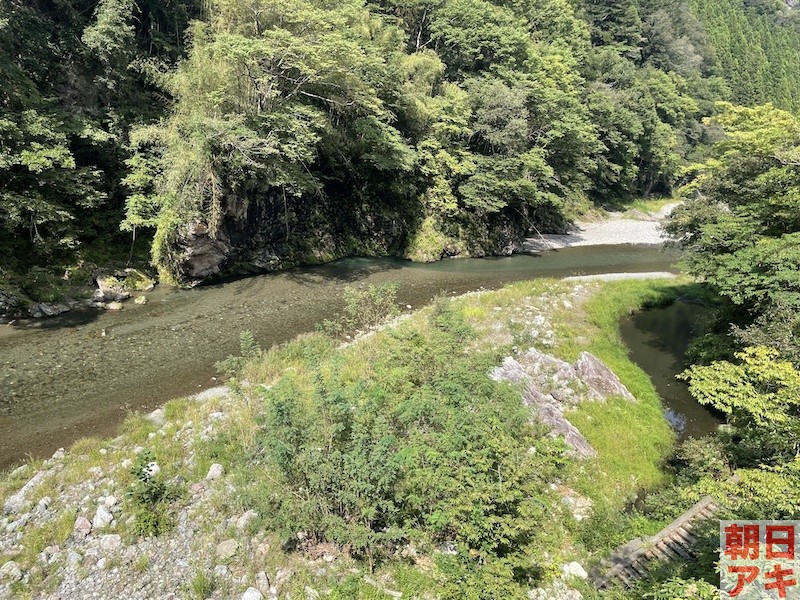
[0, 245, 682, 468]
[620, 300, 722, 439]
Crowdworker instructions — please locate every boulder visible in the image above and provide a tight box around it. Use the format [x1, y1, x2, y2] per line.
[574, 352, 636, 402]
[94, 275, 131, 302]
[122, 268, 155, 292]
[561, 562, 588, 580]
[206, 463, 224, 481]
[0, 561, 22, 583]
[28, 302, 72, 318]
[216, 539, 238, 560]
[491, 357, 597, 459]
[92, 505, 114, 529]
[73, 515, 92, 538]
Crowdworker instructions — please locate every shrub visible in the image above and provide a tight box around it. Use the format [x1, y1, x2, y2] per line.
[215, 330, 262, 377]
[320, 282, 400, 339]
[255, 300, 566, 592]
[126, 449, 182, 537]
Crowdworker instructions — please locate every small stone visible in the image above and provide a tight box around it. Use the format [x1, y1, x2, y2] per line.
[99, 534, 122, 552]
[106, 301, 124, 311]
[104, 495, 118, 508]
[216, 539, 238, 560]
[134, 295, 148, 305]
[255, 541, 270, 559]
[206, 463, 224, 481]
[255, 571, 270, 594]
[97, 557, 107, 570]
[0, 561, 22, 582]
[52, 448, 65, 460]
[242, 588, 264, 600]
[121, 459, 133, 470]
[236, 510, 257, 531]
[274, 568, 293, 587]
[74, 515, 92, 538]
[99, 448, 107, 455]
[561, 561, 588, 580]
[213, 565, 230, 578]
[67, 550, 82, 567]
[92, 505, 114, 529]
[36, 496, 52, 514]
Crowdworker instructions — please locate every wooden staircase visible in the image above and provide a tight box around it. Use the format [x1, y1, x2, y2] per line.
[590, 495, 719, 589]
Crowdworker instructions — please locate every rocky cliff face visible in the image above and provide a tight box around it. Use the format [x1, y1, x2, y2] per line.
[166, 191, 410, 283]
[163, 190, 547, 284]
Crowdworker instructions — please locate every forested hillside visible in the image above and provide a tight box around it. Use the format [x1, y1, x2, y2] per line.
[690, 0, 800, 112]
[0, 0, 796, 295]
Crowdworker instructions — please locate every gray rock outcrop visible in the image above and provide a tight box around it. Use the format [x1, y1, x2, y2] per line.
[491, 348, 636, 459]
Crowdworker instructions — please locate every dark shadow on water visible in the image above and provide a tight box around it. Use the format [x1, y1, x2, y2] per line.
[7, 307, 102, 331]
[620, 293, 723, 440]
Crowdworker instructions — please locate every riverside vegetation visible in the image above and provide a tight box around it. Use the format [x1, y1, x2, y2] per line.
[3, 0, 800, 302]
[0, 277, 702, 599]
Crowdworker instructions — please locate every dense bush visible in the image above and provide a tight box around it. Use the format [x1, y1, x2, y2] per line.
[254, 300, 566, 593]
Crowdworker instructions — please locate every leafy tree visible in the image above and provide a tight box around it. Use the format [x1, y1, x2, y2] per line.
[667, 103, 800, 360]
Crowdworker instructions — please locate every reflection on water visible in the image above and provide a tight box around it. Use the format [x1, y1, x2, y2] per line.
[619, 300, 722, 439]
[0, 245, 680, 468]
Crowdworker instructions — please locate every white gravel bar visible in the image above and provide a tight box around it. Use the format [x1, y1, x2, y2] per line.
[563, 272, 678, 282]
[523, 203, 679, 251]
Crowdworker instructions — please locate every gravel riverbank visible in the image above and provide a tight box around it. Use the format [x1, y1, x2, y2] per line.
[523, 203, 679, 251]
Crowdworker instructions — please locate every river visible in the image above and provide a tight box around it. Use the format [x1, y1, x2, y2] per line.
[619, 300, 722, 439]
[0, 245, 681, 469]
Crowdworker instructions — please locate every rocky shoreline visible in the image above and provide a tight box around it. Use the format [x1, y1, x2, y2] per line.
[0, 268, 156, 322]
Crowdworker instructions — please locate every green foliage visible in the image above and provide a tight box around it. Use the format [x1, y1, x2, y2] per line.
[681, 346, 800, 464]
[126, 449, 182, 536]
[256, 299, 566, 590]
[320, 283, 401, 338]
[690, 0, 800, 113]
[215, 330, 263, 377]
[642, 576, 718, 599]
[668, 103, 800, 361]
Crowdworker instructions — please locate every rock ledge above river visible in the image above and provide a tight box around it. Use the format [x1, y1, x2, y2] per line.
[491, 348, 636, 458]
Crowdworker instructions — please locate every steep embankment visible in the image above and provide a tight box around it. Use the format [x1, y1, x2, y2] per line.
[0, 277, 684, 599]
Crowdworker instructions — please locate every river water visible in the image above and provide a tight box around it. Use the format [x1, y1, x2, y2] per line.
[0, 245, 681, 468]
[619, 300, 722, 439]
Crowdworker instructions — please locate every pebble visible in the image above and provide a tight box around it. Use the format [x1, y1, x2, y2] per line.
[242, 587, 264, 600]
[206, 463, 224, 480]
[74, 515, 92, 538]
